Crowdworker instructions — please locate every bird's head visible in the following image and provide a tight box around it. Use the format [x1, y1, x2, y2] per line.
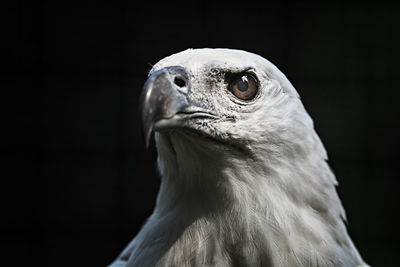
[140, 48, 330, 208]
[139, 48, 343, 232]
[141, 48, 324, 161]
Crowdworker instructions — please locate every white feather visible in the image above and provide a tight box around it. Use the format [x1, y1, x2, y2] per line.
[109, 48, 368, 267]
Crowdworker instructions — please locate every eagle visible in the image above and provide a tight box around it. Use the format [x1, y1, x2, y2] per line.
[109, 48, 368, 267]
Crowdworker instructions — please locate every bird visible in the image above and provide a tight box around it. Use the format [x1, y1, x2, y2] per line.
[109, 48, 369, 267]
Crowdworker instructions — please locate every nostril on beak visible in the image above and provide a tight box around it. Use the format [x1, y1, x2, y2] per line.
[174, 77, 186, 88]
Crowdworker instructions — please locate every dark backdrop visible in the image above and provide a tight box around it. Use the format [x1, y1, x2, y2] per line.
[3, 2, 399, 266]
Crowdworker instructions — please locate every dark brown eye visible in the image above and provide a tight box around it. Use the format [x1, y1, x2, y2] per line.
[229, 73, 258, 100]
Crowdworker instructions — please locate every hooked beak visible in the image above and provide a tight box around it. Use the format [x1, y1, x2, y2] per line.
[139, 66, 216, 148]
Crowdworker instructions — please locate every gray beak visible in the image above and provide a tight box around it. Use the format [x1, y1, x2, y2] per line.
[139, 66, 191, 148]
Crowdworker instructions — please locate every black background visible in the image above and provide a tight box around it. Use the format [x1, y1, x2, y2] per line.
[3, 2, 400, 266]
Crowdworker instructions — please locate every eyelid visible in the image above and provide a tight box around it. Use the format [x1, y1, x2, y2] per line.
[224, 68, 258, 83]
[232, 71, 259, 89]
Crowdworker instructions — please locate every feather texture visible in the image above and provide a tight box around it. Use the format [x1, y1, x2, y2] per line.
[109, 48, 368, 267]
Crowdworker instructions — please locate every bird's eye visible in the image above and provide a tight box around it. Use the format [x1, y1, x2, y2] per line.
[228, 73, 258, 100]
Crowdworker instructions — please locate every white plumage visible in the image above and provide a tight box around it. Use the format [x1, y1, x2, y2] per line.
[110, 48, 368, 267]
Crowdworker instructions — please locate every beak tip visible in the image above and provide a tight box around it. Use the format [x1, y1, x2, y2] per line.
[143, 123, 153, 149]
[145, 136, 150, 150]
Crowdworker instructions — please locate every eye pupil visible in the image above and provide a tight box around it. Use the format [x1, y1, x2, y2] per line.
[237, 76, 249, 92]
